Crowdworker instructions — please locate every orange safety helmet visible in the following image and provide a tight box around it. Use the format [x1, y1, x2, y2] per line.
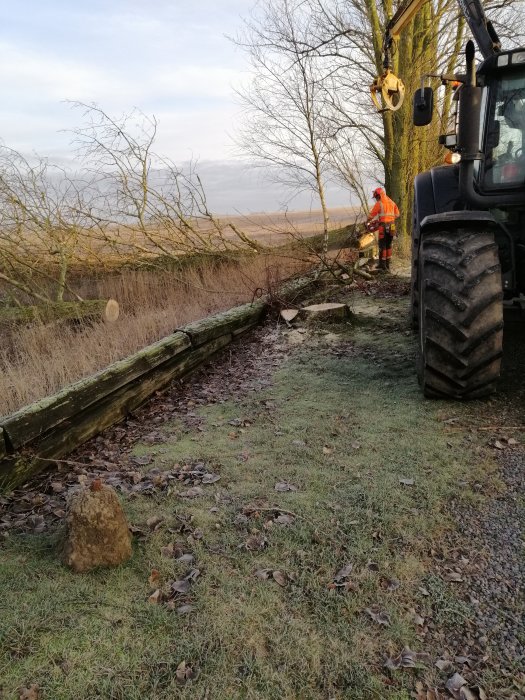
[372, 187, 384, 198]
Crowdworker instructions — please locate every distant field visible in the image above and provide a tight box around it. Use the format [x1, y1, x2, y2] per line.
[219, 206, 362, 246]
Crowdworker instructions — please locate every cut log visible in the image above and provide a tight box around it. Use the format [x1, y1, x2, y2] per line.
[0, 299, 120, 325]
[354, 268, 373, 280]
[300, 303, 350, 322]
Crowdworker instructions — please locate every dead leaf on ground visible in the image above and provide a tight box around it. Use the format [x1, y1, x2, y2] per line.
[185, 568, 201, 582]
[380, 577, 400, 592]
[445, 674, 487, 700]
[365, 606, 391, 626]
[176, 604, 194, 615]
[435, 658, 454, 673]
[444, 570, 464, 583]
[148, 589, 163, 604]
[171, 579, 191, 595]
[177, 553, 195, 565]
[333, 562, 353, 583]
[201, 473, 221, 484]
[272, 570, 288, 587]
[274, 482, 298, 492]
[384, 646, 431, 671]
[19, 684, 40, 700]
[322, 445, 333, 455]
[413, 680, 447, 699]
[274, 513, 294, 526]
[146, 516, 164, 530]
[148, 569, 160, 587]
[244, 534, 268, 551]
[180, 486, 205, 498]
[410, 608, 425, 626]
[399, 478, 415, 486]
[175, 660, 195, 685]
[254, 568, 273, 580]
[351, 441, 361, 449]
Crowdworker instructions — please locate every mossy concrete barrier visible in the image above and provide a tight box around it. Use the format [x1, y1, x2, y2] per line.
[0, 275, 316, 489]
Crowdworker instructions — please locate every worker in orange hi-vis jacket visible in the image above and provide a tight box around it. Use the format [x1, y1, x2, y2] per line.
[367, 187, 400, 271]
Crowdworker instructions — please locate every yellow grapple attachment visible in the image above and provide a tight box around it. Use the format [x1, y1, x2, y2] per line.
[370, 69, 406, 112]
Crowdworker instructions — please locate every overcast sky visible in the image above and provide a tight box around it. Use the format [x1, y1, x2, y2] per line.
[0, 0, 352, 213]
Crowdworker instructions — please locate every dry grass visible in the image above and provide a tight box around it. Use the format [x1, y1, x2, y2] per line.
[0, 252, 309, 417]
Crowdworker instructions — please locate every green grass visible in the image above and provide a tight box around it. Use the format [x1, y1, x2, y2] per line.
[0, 293, 495, 699]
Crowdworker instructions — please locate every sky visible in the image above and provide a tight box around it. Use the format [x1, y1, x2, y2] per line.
[0, 0, 352, 213]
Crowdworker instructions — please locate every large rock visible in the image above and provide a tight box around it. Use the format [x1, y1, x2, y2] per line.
[62, 481, 132, 573]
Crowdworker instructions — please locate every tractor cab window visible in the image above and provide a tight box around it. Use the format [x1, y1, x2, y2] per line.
[483, 70, 525, 188]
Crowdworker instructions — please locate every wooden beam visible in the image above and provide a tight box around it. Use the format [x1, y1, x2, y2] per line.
[0, 334, 231, 489]
[1, 332, 191, 450]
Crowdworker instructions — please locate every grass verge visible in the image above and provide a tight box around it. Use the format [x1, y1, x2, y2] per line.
[0, 290, 497, 699]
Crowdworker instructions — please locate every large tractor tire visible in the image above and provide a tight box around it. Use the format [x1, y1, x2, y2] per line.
[410, 227, 420, 330]
[418, 228, 503, 399]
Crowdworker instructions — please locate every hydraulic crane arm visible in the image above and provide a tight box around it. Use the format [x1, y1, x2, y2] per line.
[371, 0, 501, 111]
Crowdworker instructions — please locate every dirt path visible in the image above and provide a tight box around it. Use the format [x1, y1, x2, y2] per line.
[0, 274, 523, 700]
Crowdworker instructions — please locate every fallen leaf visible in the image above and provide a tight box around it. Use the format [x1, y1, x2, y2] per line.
[185, 568, 201, 582]
[148, 569, 160, 587]
[161, 543, 175, 558]
[444, 570, 464, 583]
[175, 660, 195, 684]
[274, 514, 294, 526]
[176, 605, 194, 615]
[272, 570, 288, 587]
[381, 577, 400, 592]
[274, 482, 298, 492]
[435, 658, 454, 673]
[446, 673, 467, 698]
[334, 562, 353, 583]
[365, 606, 391, 626]
[171, 579, 191, 594]
[399, 478, 415, 486]
[507, 437, 517, 446]
[254, 568, 273, 580]
[244, 534, 268, 551]
[323, 446, 333, 455]
[201, 473, 221, 484]
[19, 684, 40, 700]
[180, 486, 205, 498]
[351, 441, 361, 449]
[410, 608, 425, 626]
[148, 589, 162, 604]
[131, 454, 153, 466]
[492, 439, 505, 450]
[146, 516, 164, 530]
[177, 553, 195, 565]
[384, 646, 431, 670]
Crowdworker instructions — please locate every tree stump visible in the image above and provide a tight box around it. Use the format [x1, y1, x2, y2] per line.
[300, 303, 350, 322]
[62, 481, 132, 573]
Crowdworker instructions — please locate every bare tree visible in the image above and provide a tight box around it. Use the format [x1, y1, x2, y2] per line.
[69, 103, 261, 263]
[235, 0, 338, 254]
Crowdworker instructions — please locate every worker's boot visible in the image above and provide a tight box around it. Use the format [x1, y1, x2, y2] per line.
[378, 258, 386, 271]
[386, 258, 391, 271]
